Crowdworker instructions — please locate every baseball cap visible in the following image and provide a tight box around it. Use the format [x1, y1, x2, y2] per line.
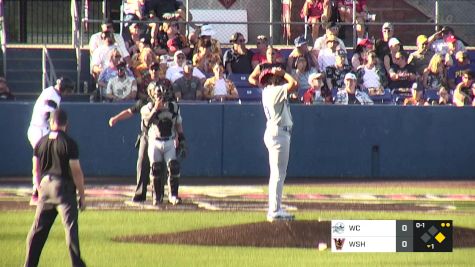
[344, 73, 357, 80]
[308, 72, 324, 85]
[388, 38, 400, 47]
[294, 35, 307, 47]
[200, 24, 216, 37]
[382, 22, 393, 31]
[259, 68, 275, 85]
[116, 60, 126, 69]
[446, 35, 457, 43]
[358, 38, 373, 47]
[336, 49, 347, 58]
[416, 35, 428, 45]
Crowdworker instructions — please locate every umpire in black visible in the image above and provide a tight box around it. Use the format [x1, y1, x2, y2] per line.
[24, 109, 86, 267]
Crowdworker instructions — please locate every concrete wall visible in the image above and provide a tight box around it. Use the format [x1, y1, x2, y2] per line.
[1, 102, 474, 179]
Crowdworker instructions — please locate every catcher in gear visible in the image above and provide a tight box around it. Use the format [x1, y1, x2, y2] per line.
[141, 83, 186, 205]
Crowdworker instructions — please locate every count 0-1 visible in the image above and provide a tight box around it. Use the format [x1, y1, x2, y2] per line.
[415, 222, 425, 228]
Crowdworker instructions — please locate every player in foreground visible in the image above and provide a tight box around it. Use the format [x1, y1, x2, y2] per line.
[27, 77, 74, 205]
[24, 109, 86, 267]
[259, 67, 298, 222]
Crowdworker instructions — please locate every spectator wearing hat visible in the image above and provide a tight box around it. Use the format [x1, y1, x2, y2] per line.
[302, 72, 332, 104]
[403, 82, 426, 106]
[89, 18, 130, 64]
[408, 35, 435, 76]
[351, 38, 373, 71]
[192, 24, 222, 76]
[286, 35, 318, 73]
[453, 69, 474, 106]
[430, 26, 466, 57]
[173, 63, 204, 101]
[148, 62, 173, 100]
[422, 53, 448, 93]
[166, 50, 206, 83]
[251, 35, 284, 69]
[388, 51, 417, 96]
[388, 38, 402, 67]
[249, 47, 286, 87]
[335, 72, 373, 105]
[448, 51, 475, 90]
[375, 22, 403, 74]
[106, 61, 138, 102]
[300, 0, 331, 41]
[313, 21, 347, 57]
[356, 51, 388, 96]
[223, 32, 254, 75]
[325, 49, 352, 91]
[98, 50, 134, 91]
[203, 63, 239, 101]
[317, 34, 342, 71]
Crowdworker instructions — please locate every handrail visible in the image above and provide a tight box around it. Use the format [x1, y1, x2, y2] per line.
[41, 46, 57, 90]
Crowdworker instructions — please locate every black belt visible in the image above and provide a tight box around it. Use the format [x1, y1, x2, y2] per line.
[280, 126, 292, 133]
[156, 136, 173, 141]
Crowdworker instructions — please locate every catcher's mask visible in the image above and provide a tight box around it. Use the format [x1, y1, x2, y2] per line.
[149, 82, 173, 102]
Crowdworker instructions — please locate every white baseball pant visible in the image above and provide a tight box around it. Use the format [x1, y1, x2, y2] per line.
[264, 127, 291, 214]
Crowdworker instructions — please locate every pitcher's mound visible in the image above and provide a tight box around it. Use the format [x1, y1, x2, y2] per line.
[115, 220, 475, 248]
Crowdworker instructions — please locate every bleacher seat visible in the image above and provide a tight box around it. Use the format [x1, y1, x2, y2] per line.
[237, 87, 262, 102]
[228, 73, 252, 88]
[370, 89, 393, 104]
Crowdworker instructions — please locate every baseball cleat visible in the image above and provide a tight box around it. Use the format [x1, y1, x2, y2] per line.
[132, 196, 146, 203]
[266, 209, 295, 222]
[168, 196, 182, 205]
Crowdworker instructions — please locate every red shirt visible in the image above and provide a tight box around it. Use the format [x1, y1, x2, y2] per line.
[306, 1, 325, 18]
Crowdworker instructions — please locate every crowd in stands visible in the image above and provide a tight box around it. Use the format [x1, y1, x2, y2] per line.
[1, 0, 474, 107]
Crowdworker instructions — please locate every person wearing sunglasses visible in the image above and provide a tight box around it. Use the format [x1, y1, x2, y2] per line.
[223, 32, 254, 75]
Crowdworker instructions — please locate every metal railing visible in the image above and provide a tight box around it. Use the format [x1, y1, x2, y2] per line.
[41, 46, 57, 89]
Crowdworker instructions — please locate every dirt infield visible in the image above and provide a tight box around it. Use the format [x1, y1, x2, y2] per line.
[115, 220, 475, 249]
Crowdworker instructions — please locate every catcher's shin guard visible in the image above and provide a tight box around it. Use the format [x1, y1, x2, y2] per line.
[151, 162, 165, 205]
[168, 160, 180, 197]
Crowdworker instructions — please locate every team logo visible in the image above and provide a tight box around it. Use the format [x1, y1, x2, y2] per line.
[332, 222, 345, 234]
[334, 238, 345, 250]
[218, 0, 236, 9]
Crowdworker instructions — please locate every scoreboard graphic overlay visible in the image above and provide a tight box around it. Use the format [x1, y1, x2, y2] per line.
[331, 220, 453, 252]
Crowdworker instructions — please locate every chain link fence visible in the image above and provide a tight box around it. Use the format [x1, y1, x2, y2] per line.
[2, 0, 475, 46]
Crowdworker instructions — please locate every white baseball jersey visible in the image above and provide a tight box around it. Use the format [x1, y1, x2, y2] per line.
[29, 86, 61, 128]
[27, 86, 61, 149]
[262, 84, 293, 129]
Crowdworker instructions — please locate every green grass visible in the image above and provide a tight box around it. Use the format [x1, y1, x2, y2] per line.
[1, 210, 474, 267]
